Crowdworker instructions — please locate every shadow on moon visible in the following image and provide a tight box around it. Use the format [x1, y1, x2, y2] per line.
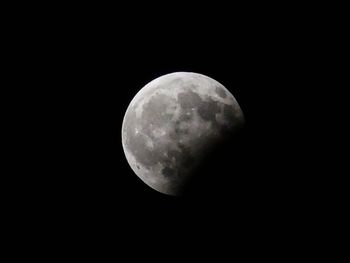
[180, 125, 248, 199]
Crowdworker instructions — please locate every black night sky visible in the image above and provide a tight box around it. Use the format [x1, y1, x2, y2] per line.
[12, 3, 334, 259]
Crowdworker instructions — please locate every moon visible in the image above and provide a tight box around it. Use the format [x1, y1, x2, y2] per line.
[121, 72, 244, 196]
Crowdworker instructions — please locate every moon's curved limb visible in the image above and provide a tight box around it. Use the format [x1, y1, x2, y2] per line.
[122, 72, 244, 196]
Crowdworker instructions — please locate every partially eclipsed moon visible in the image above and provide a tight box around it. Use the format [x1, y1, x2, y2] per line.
[121, 72, 244, 196]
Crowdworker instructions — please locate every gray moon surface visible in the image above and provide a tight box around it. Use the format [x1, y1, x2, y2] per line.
[121, 72, 244, 196]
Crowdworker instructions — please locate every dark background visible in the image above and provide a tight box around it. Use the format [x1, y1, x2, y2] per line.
[9, 3, 338, 259]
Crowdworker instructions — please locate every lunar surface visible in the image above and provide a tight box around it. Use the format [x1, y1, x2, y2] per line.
[121, 72, 244, 196]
